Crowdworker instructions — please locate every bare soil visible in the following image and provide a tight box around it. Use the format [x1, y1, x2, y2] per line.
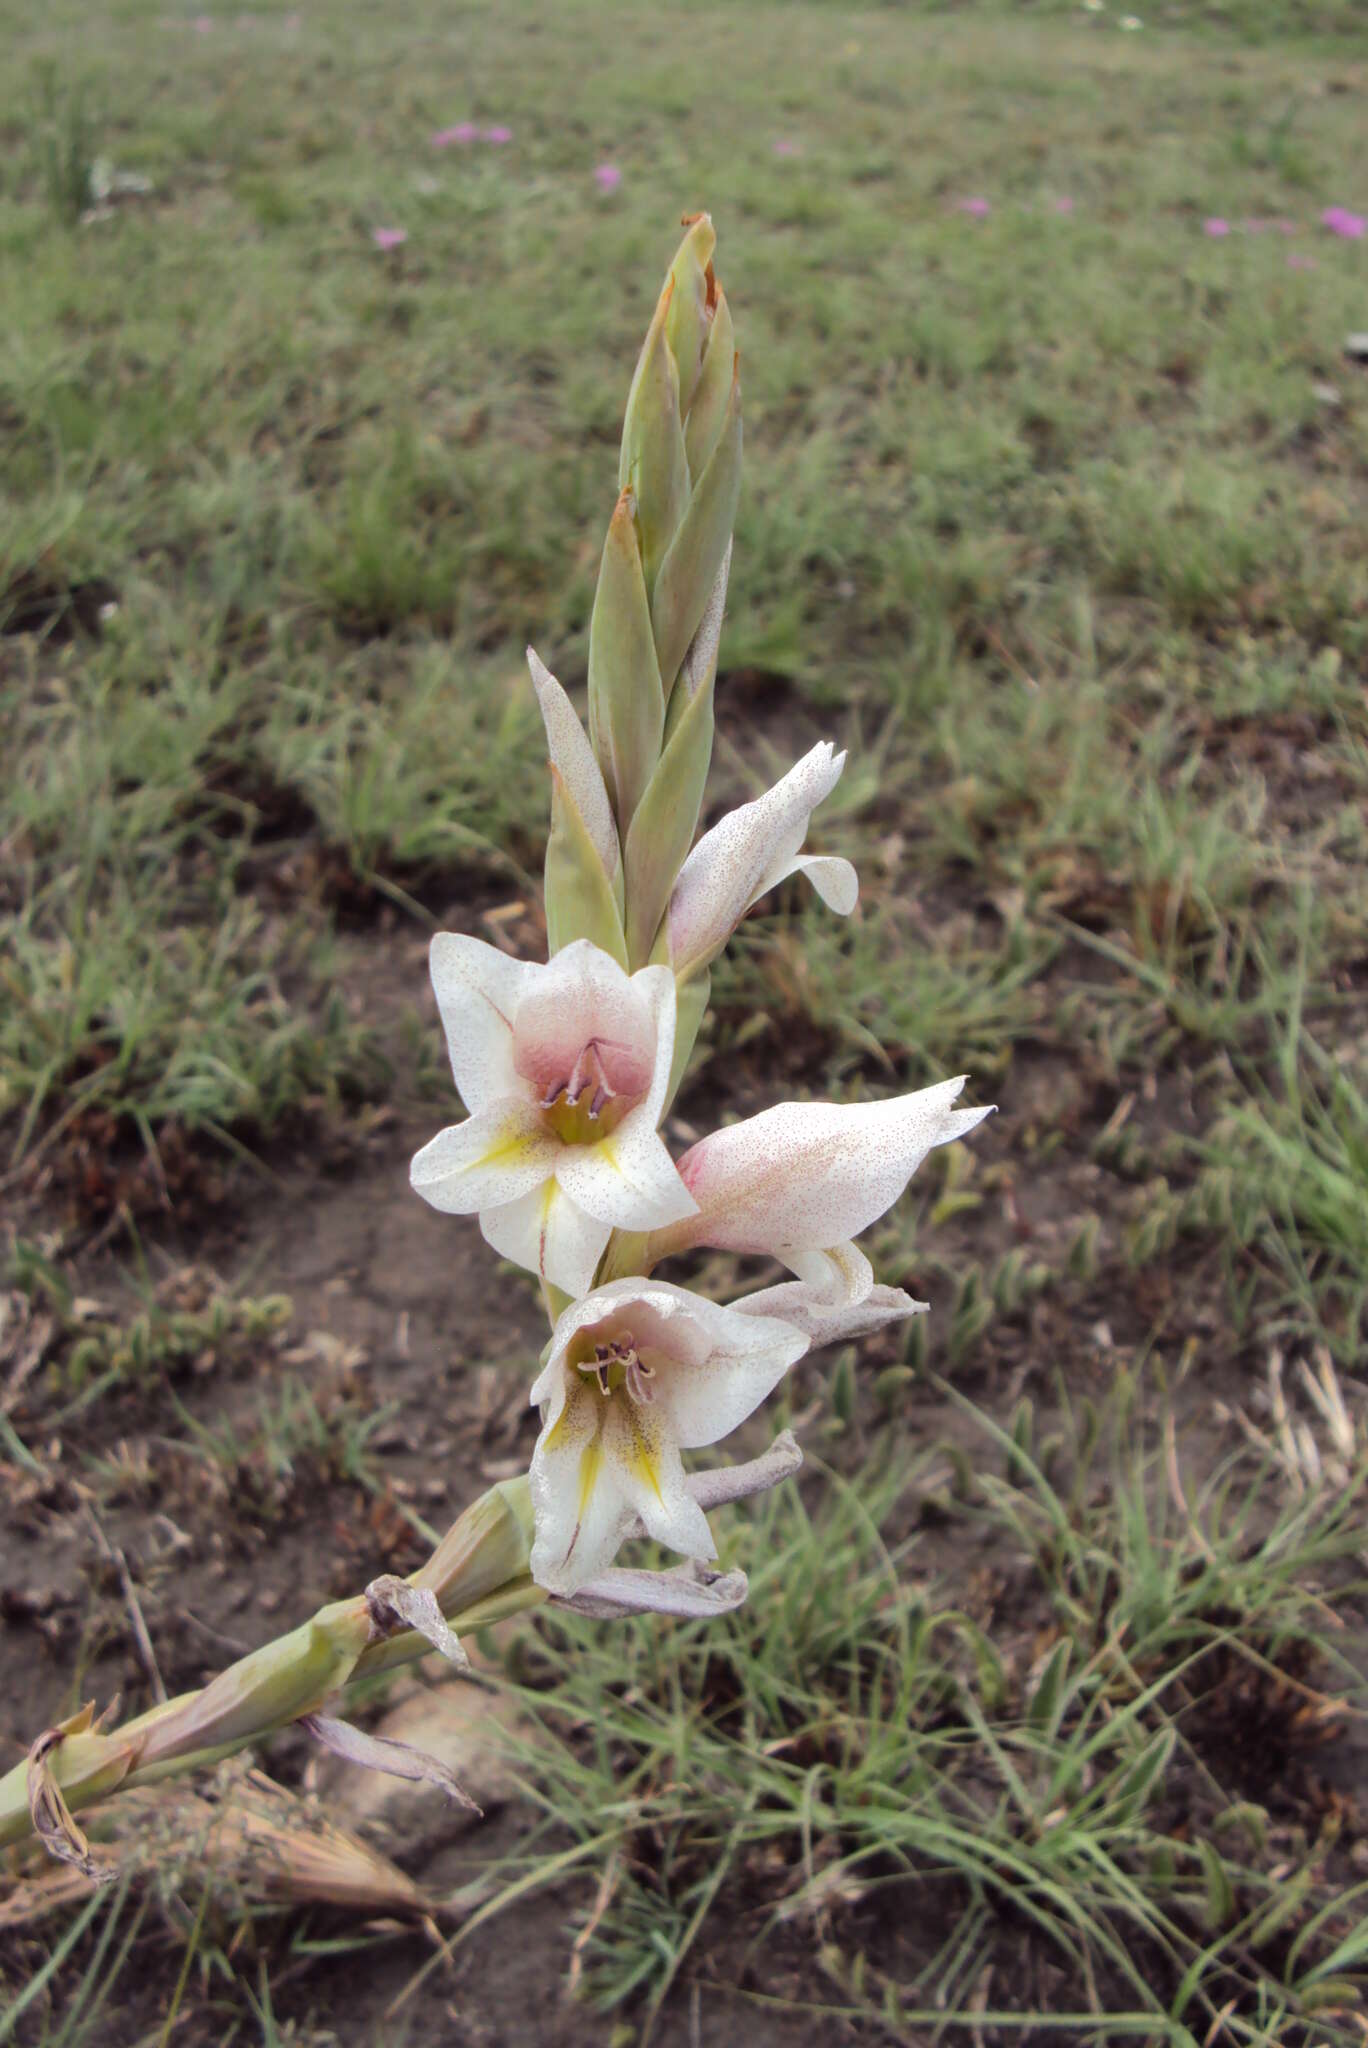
[2, 949, 1364, 2044]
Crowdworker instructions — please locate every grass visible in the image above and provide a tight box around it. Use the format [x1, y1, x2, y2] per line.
[9, 1371, 1364, 2045]
[2, 0, 1367, 2039]
[436, 1369, 1368, 2043]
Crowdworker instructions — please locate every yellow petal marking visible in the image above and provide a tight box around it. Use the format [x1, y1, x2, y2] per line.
[593, 1138, 620, 1178]
[576, 1437, 603, 1522]
[544, 1396, 574, 1455]
[620, 1406, 664, 1508]
[535, 1178, 557, 1277]
[544, 1373, 592, 1456]
[471, 1127, 544, 1175]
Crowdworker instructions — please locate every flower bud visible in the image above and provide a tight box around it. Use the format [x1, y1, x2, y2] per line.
[588, 215, 742, 950]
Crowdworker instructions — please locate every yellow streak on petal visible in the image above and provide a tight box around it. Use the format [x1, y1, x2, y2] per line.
[544, 1398, 574, 1455]
[576, 1436, 603, 1521]
[592, 1139, 620, 1178]
[472, 1128, 544, 1175]
[536, 1178, 557, 1277]
[544, 1372, 592, 1456]
[620, 1407, 664, 1508]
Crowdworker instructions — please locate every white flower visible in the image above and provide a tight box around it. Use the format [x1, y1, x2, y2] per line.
[410, 937, 696, 1297]
[527, 1279, 808, 1593]
[667, 741, 859, 979]
[647, 1076, 994, 1274]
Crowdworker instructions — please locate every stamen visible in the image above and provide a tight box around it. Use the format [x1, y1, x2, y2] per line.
[576, 1331, 653, 1401]
[625, 1355, 656, 1404]
[540, 1037, 636, 1115]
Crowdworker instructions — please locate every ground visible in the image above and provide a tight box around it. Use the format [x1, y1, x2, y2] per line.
[2, 0, 1367, 2042]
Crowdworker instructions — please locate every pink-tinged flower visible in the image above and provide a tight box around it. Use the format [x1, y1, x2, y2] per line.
[593, 162, 622, 194]
[527, 1280, 807, 1592]
[773, 139, 800, 158]
[648, 1076, 994, 1276]
[432, 123, 478, 148]
[956, 196, 991, 218]
[1287, 253, 1317, 272]
[1203, 217, 1230, 238]
[1053, 196, 1075, 215]
[667, 741, 857, 979]
[1321, 207, 1365, 240]
[410, 938, 695, 1297]
[483, 124, 513, 145]
[371, 226, 407, 251]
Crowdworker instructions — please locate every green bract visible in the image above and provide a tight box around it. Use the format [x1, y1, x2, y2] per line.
[578, 214, 742, 970]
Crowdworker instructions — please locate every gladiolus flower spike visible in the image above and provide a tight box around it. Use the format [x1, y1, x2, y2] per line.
[7, 217, 995, 1868]
[412, 215, 994, 1594]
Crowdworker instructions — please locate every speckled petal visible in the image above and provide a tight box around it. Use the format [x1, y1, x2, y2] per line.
[428, 934, 539, 1115]
[653, 1309, 807, 1450]
[633, 963, 679, 1128]
[602, 1398, 715, 1562]
[773, 852, 859, 914]
[409, 1099, 558, 1214]
[673, 1079, 995, 1257]
[528, 1372, 637, 1593]
[480, 1179, 612, 1297]
[667, 741, 851, 976]
[512, 938, 654, 1105]
[555, 1104, 695, 1230]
